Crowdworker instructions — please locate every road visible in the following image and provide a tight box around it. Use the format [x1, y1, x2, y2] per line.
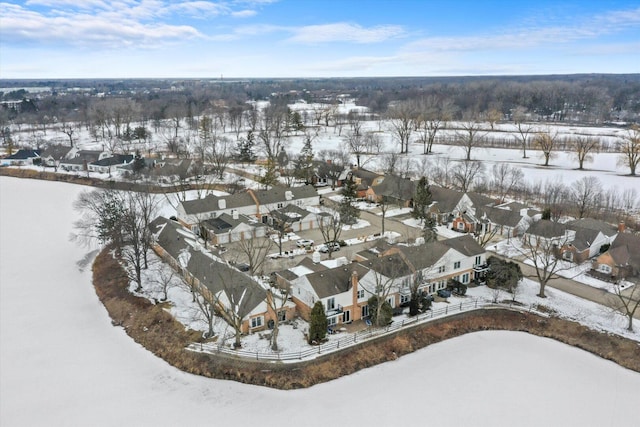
[490, 252, 640, 320]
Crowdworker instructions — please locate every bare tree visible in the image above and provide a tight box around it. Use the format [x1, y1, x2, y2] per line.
[234, 236, 273, 276]
[617, 125, 640, 176]
[534, 128, 560, 166]
[608, 281, 640, 332]
[569, 176, 602, 219]
[416, 96, 453, 154]
[512, 106, 535, 158]
[491, 163, 524, 203]
[265, 284, 290, 351]
[452, 160, 485, 192]
[151, 261, 177, 302]
[570, 136, 600, 170]
[363, 256, 403, 327]
[387, 101, 417, 154]
[209, 135, 231, 180]
[517, 233, 573, 298]
[455, 118, 486, 161]
[316, 210, 343, 259]
[428, 156, 455, 189]
[60, 121, 76, 147]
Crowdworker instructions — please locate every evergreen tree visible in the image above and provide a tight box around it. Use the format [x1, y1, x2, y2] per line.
[412, 176, 432, 223]
[422, 216, 437, 242]
[236, 131, 256, 164]
[339, 176, 360, 225]
[367, 296, 392, 326]
[308, 301, 327, 344]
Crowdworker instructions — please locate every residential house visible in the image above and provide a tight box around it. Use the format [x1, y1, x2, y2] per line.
[429, 186, 494, 233]
[288, 235, 487, 328]
[560, 218, 619, 263]
[365, 174, 416, 207]
[59, 150, 105, 172]
[176, 185, 320, 231]
[269, 204, 331, 232]
[251, 185, 320, 223]
[176, 191, 257, 230]
[522, 219, 576, 248]
[150, 216, 295, 334]
[185, 250, 295, 334]
[88, 154, 134, 173]
[591, 233, 640, 282]
[1, 149, 40, 166]
[289, 261, 369, 326]
[346, 167, 383, 198]
[40, 145, 72, 168]
[201, 212, 266, 245]
[477, 205, 536, 239]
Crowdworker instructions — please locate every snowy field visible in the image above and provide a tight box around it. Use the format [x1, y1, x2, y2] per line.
[2, 176, 640, 427]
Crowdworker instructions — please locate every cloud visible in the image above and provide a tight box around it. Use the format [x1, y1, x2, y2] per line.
[0, 3, 202, 48]
[231, 9, 257, 18]
[403, 6, 640, 54]
[287, 22, 405, 44]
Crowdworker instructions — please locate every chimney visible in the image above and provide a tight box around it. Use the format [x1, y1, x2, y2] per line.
[351, 270, 361, 321]
[232, 210, 239, 220]
[618, 221, 625, 233]
[218, 198, 226, 209]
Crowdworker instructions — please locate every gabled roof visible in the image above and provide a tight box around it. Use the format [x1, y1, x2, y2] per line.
[430, 186, 464, 212]
[180, 191, 255, 216]
[303, 264, 368, 299]
[41, 145, 71, 160]
[371, 175, 416, 201]
[359, 253, 414, 279]
[466, 192, 495, 208]
[440, 234, 485, 257]
[252, 185, 318, 205]
[149, 216, 195, 261]
[566, 218, 617, 237]
[202, 213, 254, 233]
[608, 233, 640, 270]
[91, 154, 134, 167]
[480, 206, 524, 228]
[349, 167, 381, 186]
[187, 251, 266, 318]
[526, 220, 568, 239]
[5, 149, 40, 160]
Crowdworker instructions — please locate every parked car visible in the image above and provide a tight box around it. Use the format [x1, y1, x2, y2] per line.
[437, 289, 451, 298]
[318, 242, 341, 253]
[296, 239, 314, 248]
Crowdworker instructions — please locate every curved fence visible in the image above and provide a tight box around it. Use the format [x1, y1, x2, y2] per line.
[187, 299, 545, 363]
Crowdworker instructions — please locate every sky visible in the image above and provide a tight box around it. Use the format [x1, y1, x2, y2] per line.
[0, 0, 639, 79]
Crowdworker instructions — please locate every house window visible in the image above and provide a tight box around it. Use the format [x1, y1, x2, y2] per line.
[438, 265, 445, 273]
[475, 256, 482, 265]
[386, 296, 394, 308]
[342, 310, 351, 323]
[251, 316, 263, 329]
[361, 305, 369, 318]
[277, 202, 284, 209]
[328, 316, 337, 326]
[454, 261, 461, 269]
[563, 251, 573, 261]
[326, 297, 336, 311]
[277, 310, 286, 322]
[462, 273, 469, 284]
[457, 222, 465, 231]
[598, 264, 612, 274]
[357, 289, 365, 299]
[400, 294, 410, 304]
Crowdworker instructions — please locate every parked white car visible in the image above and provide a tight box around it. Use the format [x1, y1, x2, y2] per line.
[318, 242, 341, 253]
[296, 239, 314, 248]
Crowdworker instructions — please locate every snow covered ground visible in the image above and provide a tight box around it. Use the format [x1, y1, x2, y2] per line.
[2, 176, 640, 427]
